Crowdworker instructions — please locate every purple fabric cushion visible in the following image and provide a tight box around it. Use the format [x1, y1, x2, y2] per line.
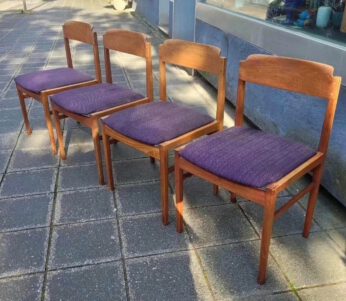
[14, 67, 94, 94]
[180, 127, 316, 188]
[50, 83, 145, 116]
[103, 102, 214, 146]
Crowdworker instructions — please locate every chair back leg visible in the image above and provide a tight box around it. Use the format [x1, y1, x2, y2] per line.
[17, 88, 32, 135]
[303, 164, 324, 238]
[42, 94, 57, 155]
[160, 148, 169, 225]
[103, 130, 115, 191]
[91, 121, 105, 185]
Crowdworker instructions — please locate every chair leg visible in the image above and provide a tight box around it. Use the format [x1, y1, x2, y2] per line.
[303, 164, 323, 238]
[160, 148, 169, 225]
[150, 157, 155, 164]
[17, 89, 32, 135]
[213, 185, 219, 196]
[230, 192, 237, 203]
[176, 155, 184, 233]
[91, 123, 105, 185]
[42, 95, 57, 155]
[52, 108, 66, 160]
[258, 197, 276, 285]
[103, 131, 115, 191]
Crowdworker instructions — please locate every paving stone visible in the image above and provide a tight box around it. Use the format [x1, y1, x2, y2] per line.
[270, 232, 346, 288]
[172, 176, 229, 208]
[0, 228, 48, 277]
[298, 283, 346, 301]
[49, 220, 121, 269]
[117, 181, 174, 216]
[17, 130, 52, 150]
[65, 127, 93, 146]
[0, 98, 20, 110]
[114, 158, 160, 185]
[60, 144, 97, 166]
[197, 241, 289, 299]
[0, 133, 17, 150]
[184, 204, 258, 247]
[0, 108, 22, 122]
[240, 197, 320, 237]
[111, 142, 146, 161]
[327, 227, 346, 251]
[46, 262, 126, 301]
[58, 164, 100, 191]
[233, 292, 298, 300]
[54, 189, 115, 224]
[0, 194, 52, 232]
[0, 150, 11, 173]
[120, 213, 189, 258]
[9, 148, 58, 171]
[0, 168, 56, 198]
[126, 251, 213, 301]
[301, 191, 346, 230]
[0, 274, 43, 301]
[0, 119, 22, 134]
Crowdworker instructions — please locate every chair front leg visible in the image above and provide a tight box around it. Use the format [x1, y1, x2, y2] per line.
[160, 147, 169, 225]
[42, 94, 57, 155]
[91, 121, 105, 185]
[17, 88, 32, 135]
[52, 108, 66, 160]
[175, 154, 184, 233]
[303, 164, 323, 238]
[103, 130, 115, 191]
[258, 195, 276, 285]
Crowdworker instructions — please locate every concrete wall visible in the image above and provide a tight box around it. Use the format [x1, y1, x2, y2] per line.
[196, 19, 346, 207]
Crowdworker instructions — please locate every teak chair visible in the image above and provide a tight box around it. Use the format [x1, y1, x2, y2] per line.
[51, 29, 153, 184]
[175, 54, 342, 284]
[102, 39, 227, 225]
[14, 21, 101, 155]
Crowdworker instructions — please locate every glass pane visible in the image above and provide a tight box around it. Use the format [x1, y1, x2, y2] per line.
[200, 0, 346, 45]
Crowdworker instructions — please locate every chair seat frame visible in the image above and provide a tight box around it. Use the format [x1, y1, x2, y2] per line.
[16, 21, 102, 155]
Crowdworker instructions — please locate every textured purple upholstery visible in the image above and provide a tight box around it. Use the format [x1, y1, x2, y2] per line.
[180, 127, 316, 188]
[14, 68, 94, 94]
[51, 83, 145, 116]
[103, 102, 214, 145]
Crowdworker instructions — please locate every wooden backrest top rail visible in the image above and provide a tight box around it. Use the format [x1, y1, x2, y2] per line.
[103, 29, 150, 58]
[239, 54, 341, 101]
[159, 39, 226, 75]
[63, 20, 95, 45]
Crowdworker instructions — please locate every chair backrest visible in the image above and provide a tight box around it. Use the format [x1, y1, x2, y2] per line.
[236, 54, 342, 154]
[62, 21, 102, 83]
[103, 29, 153, 102]
[159, 39, 227, 125]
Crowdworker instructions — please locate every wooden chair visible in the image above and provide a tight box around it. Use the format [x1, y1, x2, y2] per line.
[102, 39, 227, 225]
[14, 21, 101, 155]
[51, 29, 153, 185]
[175, 54, 342, 284]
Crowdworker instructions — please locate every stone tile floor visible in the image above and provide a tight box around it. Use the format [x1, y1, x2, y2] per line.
[0, 0, 345, 300]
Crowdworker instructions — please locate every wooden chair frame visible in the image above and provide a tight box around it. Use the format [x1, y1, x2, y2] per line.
[16, 21, 102, 155]
[175, 54, 342, 284]
[103, 39, 227, 225]
[52, 29, 154, 185]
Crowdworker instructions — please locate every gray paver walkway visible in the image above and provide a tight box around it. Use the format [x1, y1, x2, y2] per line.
[0, 0, 345, 300]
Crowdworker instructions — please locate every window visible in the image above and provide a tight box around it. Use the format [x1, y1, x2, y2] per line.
[200, 0, 346, 45]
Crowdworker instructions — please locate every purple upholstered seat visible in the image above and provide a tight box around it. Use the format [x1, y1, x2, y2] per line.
[14, 68, 94, 94]
[50, 83, 145, 116]
[180, 127, 316, 188]
[103, 102, 214, 145]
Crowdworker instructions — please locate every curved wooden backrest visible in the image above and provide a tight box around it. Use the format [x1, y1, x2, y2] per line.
[62, 21, 101, 82]
[103, 29, 153, 101]
[63, 21, 95, 45]
[103, 29, 149, 57]
[159, 39, 224, 74]
[236, 54, 342, 154]
[239, 54, 339, 100]
[159, 39, 227, 125]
